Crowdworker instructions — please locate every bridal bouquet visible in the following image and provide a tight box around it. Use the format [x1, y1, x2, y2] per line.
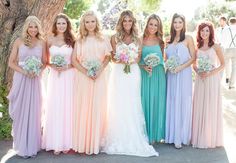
[197, 56, 214, 73]
[114, 43, 138, 74]
[144, 53, 160, 77]
[50, 55, 67, 67]
[22, 56, 42, 75]
[82, 59, 102, 77]
[165, 55, 180, 73]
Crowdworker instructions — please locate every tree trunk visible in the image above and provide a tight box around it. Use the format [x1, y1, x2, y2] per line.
[0, 0, 66, 87]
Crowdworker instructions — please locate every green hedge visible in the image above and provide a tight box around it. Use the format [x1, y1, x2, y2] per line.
[0, 82, 12, 140]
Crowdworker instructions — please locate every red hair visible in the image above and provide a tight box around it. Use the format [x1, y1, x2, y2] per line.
[196, 22, 215, 48]
[52, 13, 75, 48]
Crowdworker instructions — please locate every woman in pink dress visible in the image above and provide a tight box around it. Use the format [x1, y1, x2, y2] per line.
[42, 13, 76, 155]
[192, 21, 225, 148]
[71, 11, 112, 155]
[8, 16, 46, 158]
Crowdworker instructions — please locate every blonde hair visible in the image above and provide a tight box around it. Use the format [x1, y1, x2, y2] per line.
[143, 14, 164, 54]
[21, 16, 44, 47]
[78, 11, 103, 41]
[115, 10, 139, 44]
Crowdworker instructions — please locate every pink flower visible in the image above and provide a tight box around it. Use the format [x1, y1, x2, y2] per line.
[120, 53, 129, 63]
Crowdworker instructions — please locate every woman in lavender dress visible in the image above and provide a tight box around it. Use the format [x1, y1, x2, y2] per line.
[8, 16, 46, 158]
[165, 13, 195, 149]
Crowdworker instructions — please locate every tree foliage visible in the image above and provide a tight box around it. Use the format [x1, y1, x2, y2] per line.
[63, 0, 91, 19]
[194, 1, 236, 26]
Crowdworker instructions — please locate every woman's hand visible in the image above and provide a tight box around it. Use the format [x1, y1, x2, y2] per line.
[51, 64, 68, 72]
[24, 71, 37, 78]
[173, 65, 184, 73]
[143, 65, 152, 73]
[198, 71, 211, 79]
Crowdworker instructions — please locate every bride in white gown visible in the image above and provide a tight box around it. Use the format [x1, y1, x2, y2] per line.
[102, 10, 158, 157]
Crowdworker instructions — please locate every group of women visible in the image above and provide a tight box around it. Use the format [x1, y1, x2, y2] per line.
[7, 10, 224, 158]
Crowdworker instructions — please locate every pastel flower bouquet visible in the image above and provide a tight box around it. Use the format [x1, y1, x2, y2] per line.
[197, 56, 214, 73]
[144, 53, 160, 77]
[114, 43, 138, 74]
[50, 55, 67, 67]
[22, 56, 42, 76]
[165, 55, 180, 73]
[82, 59, 102, 77]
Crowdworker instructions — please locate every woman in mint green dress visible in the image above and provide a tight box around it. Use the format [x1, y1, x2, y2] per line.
[140, 14, 166, 143]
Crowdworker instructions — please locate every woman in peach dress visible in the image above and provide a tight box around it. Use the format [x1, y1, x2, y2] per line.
[192, 21, 225, 148]
[71, 11, 112, 155]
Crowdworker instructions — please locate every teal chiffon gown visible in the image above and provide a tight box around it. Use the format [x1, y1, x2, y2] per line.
[140, 45, 166, 143]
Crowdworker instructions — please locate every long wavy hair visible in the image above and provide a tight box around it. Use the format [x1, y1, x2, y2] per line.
[78, 11, 103, 42]
[143, 14, 164, 54]
[22, 16, 44, 47]
[196, 21, 215, 48]
[115, 10, 139, 44]
[169, 13, 186, 44]
[52, 13, 75, 47]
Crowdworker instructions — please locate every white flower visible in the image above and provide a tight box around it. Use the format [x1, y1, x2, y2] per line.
[165, 55, 180, 73]
[197, 55, 214, 73]
[144, 53, 160, 67]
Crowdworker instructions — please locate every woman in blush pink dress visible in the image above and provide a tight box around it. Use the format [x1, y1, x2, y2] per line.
[71, 11, 112, 155]
[192, 21, 225, 148]
[42, 13, 76, 155]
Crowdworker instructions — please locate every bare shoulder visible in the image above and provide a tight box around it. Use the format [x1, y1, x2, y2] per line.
[47, 36, 55, 45]
[185, 35, 194, 41]
[212, 43, 221, 52]
[111, 35, 116, 41]
[139, 36, 144, 45]
[15, 37, 23, 45]
[39, 39, 46, 46]
[12, 38, 24, 49]
[111, 35, 117, 44]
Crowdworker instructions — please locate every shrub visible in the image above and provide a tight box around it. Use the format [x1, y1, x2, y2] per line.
[0, 81, 12, 140]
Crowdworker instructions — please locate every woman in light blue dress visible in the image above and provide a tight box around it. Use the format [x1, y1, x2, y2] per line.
[165, 13, 195, 149]
[140, 14, 166, 143]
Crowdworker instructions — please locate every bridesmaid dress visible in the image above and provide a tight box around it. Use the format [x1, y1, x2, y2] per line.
[8, 44, 43, 157]
[165, 42, 193, 147]
[192, 47, 223, 148]
[42, 45, 75, 152]
[140, 45, 166, 143]
[72, 36, 112, 155]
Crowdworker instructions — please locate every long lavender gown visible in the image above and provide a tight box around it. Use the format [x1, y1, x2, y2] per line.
[165, 42, 193, 147]
[7, 44, 43, 157]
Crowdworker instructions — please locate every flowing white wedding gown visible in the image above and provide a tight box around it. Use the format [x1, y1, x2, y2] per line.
[102, 42, 159, 157]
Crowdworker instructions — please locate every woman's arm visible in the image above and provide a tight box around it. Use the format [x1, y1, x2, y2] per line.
[110, 35, 118, 63]
[175, 35, 196, 73]
[135, 38, 142, 63]
[8, 38, 28, 76]
[205, 44, 225, 77]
